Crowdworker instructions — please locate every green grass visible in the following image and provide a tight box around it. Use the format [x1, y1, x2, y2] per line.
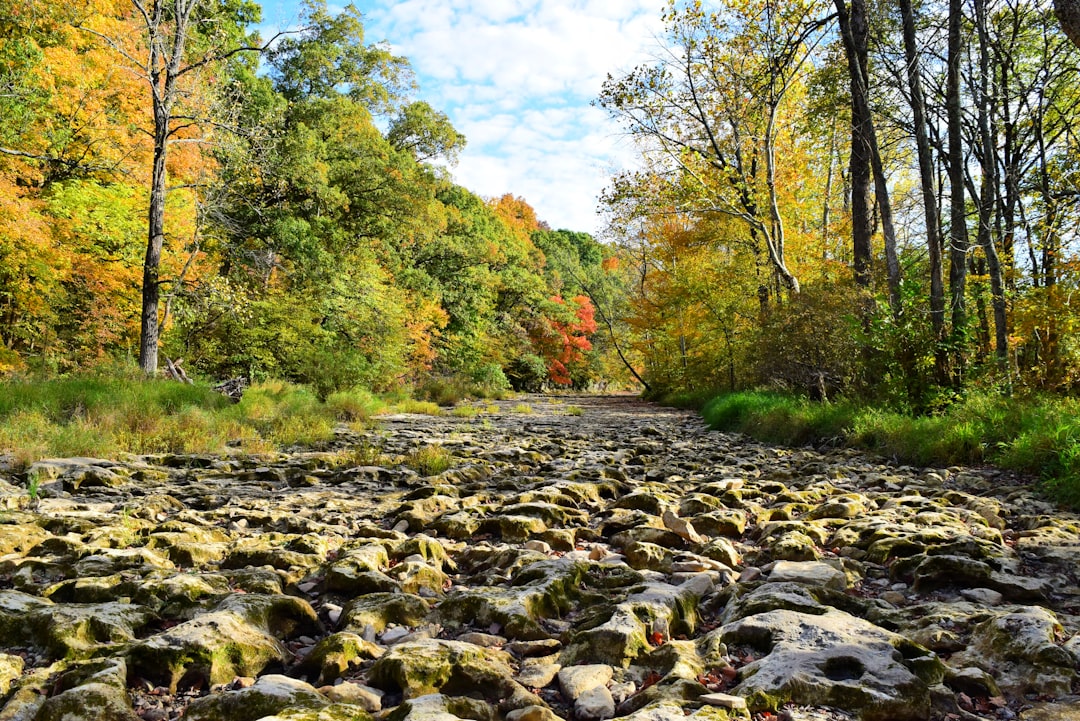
[0, 376, 387, 465]
[700, 390, 1080, 508]
[512, 403, 534, 414]
[401, 444, 454, 476]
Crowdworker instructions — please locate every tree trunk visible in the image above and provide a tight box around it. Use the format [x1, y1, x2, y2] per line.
[899, 0, 947, 383]
[836, 0, 873, 289]
[836, 0, 902, 314]
[1055, 0, 1080, 48]
[974, 0, 1009, 366]
[947, 0, 970, 384]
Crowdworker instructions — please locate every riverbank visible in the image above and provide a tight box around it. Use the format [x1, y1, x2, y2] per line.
[661, 390, 1080, 509]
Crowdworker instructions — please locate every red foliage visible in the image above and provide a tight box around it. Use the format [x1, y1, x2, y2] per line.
[543, 295, 598, 385]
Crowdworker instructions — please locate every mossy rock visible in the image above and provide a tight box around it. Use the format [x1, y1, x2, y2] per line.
[720, 609, 939, 721]
[43, 574, 142, 604]
[0, 652, 24, 696]
[34, 682, 140, 721]
[338, 592, 431, 633]
[0, 518, 49, 556]
[950, 607, 1076, 695]
[215, 593, 323, 639]
[368, 639, 535, 711]
[127, 610, 289, 691]
[183, 675, 330, 721]
[262, 705, 376, 721]
[130, 572, 234, 618]
[689, 511, 747, 538]
[294, 632, 385, 685]
[392, 536, 453, 570]
[387, 562, 449, 597]
[439, 559, 583, 640]
[385, 693, 496, 721]
[625, 541, 674, 574]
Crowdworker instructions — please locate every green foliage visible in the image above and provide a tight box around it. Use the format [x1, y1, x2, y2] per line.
[702, 389, 1080, 508]
[506, 353, 549, 392]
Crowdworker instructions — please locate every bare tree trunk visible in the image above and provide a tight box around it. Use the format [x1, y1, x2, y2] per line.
[137, 0, 195, 376]
[974, 0, 1009, 366]
[836, 0, 902, 314]
[947, 0, 970, 384]
[836, 0, 874, 289]
[899, 0, 947, 383]
[1055, 0, 1080, 48]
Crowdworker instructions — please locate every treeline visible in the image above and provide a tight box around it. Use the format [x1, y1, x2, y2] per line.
[0, 0, 625, 395]
[598, 0, 1080, 410]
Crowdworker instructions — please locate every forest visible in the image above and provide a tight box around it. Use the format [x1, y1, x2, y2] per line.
[0, 0, 615, 397]
[3, 0, 1080, 494]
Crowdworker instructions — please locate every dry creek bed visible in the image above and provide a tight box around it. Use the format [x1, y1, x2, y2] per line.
[0, 395, 1078, 721]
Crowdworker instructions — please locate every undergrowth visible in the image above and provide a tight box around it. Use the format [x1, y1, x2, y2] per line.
[699, 390, 1080, 508]
[0, 376, 388, 466]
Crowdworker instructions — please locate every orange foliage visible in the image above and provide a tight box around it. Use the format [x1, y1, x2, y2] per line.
[536, 294, 598, 385]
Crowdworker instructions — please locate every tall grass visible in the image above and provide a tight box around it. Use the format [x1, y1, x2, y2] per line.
[700, 390, 1080, 507]
[0, 376, 385, 466]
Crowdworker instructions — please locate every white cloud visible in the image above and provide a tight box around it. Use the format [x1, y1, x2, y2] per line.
[357, 0, 666, 233]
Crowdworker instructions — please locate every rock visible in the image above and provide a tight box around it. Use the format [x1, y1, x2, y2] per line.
[182, 675, 329, 721]
[1020, 700, 1080, 720]
[128, 606, 295, 691]
[718, 609, 942, 720]
[385, 694, 496, 721]
[294, 632, 384, 685]
[368, 639, 536, 711]
[562, 579, 711, 667]
[34, 682, 140, 721]
[699, 692, 747, 710]
[662, 511, 704, 545]
[950, 607, 1076, 695]
[0, 653, 23, 696]
[575, 685, 616, 720]
[320, 681, 383, 711]
[516, 659, 561, 689]
[338, 593, 431, 634]
[558, 664, 614, 701]
[767, 560, 847, 590]
[959, 587, 1003, 605]
[506, 706, 561, 721]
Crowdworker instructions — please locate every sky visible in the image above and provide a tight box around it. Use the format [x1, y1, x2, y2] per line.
[255, 0, 667, 235]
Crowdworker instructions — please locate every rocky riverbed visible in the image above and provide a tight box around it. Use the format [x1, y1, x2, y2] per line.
[0, 395, 1078, 721]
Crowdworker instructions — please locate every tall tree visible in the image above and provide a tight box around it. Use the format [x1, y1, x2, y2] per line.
[898, 0, 946, 380]
[834, 0, 902, 313]
[947, 0, 970, 382]
[80, 0, 270, 375]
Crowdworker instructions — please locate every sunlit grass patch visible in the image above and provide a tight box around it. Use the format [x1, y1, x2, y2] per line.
[451, 405, 482, 418]
[392, 399, 442, 415]
[401, 444, 453, 476]
[512, 403, 534, 414]
[564, 405, 584, 416]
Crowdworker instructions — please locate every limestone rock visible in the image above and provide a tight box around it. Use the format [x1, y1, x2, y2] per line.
[368, 639, 537, 711]
[950, 607, 1076, 695]
[182, 675, 329, 721]
[719, 609, 942, 720]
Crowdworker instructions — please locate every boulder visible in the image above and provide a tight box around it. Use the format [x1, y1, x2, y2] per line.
[718, 609, 942, 720]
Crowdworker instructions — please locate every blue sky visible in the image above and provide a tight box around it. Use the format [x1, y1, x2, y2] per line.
[255, 0, 666, 234]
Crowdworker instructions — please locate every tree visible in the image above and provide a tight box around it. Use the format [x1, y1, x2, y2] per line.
[1056, 0, 1080, 47]
[599, 0, 832, 303]
[79, 0, 273, 375]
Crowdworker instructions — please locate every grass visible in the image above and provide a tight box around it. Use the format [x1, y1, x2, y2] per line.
[0, 375, 388, 466]
[699, 390, 1080, 508]
[400, 444, 454, 476]
[564, 405, 584, 416]
[391, 399, 442, 415]
[451, 405, 482, 418]
[512, 403, 534, 414]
